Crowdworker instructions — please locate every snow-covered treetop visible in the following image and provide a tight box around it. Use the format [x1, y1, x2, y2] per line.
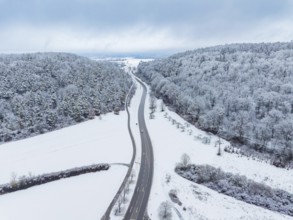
[0, 52, 132, 143]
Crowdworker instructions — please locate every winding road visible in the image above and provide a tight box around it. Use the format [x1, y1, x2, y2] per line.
[101, 83, 137, 220]
[123, 79, 154, 220]
[102, 78, 154, 220]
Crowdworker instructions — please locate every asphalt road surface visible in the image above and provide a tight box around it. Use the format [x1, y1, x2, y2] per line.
[123, 79, 154, 220]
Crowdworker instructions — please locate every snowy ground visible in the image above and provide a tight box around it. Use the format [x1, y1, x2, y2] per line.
[0, 166, 126, 220]
[0, 58, 147, 220]
[0, 63, 137, 219]
[0, 111, 132, 219]
[2, 57, 291, 220]
[0, 111, 132, 185]
[142, 85, 293, 219]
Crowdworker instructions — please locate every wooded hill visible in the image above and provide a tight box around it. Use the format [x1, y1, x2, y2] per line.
[137, 42, 293, 165]
[0, 53, 132, 143]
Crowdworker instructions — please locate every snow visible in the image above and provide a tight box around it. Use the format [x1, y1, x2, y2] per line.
[0, 57, 147, 220]
[110, 58, 147, 219]
[142, 85, 293, 219]
[0, 111, 132, 220]
[0, 166, 126, 220]
[1, 57, 292, 220]
[162, 176, 293, 220]
[0, 112, 132, 185]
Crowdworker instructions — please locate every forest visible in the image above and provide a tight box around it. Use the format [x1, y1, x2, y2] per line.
[0, 53, 132, 143]
[137, 42, 293, 166]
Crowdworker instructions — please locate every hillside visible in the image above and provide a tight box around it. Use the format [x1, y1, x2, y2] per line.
[0, 53, 132, 143]
[136, 42, 293, 166]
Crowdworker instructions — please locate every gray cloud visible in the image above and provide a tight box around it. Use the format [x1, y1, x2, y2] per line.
[0, 0, 292, 53]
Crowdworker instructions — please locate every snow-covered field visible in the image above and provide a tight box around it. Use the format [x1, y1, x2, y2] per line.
[0, 76, 140, 219]
[1, 57, 292, 220]
[0, 58, 148, 220]
[0, 166, 126, 220]
[0, 112, 132, 185]
[143, 88, 293, 219]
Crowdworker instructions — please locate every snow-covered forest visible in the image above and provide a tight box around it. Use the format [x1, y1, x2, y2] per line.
[136, 42, 293, 165]
[0, 53, 132, 143]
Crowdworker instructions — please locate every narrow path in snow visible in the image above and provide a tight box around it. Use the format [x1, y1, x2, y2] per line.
[110, 163, 130, 167]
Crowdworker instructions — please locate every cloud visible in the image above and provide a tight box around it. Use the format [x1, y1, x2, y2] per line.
[0, 0, 293, 53]
[0, 25, 192, 53]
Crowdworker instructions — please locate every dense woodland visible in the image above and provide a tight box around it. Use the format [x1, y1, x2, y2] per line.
[0, 53, 132, 143]
[137, 42, 293, 164]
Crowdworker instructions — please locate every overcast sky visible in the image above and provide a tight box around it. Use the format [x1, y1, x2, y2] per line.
[1, 0, 293, 55]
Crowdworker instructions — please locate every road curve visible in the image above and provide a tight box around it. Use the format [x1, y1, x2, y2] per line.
[123, 79, 154, 220]
[101, 83, 137, 220]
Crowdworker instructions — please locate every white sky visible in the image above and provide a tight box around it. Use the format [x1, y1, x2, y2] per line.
[0, 0, 293, 54]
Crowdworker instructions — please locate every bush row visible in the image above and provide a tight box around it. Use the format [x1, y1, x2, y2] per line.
[0, 163, 110, 195]
[176, 164, 293, 216]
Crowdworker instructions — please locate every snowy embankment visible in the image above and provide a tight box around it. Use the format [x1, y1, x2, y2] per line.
[0, 109, 134, 219]
[142, 83, 293, 219]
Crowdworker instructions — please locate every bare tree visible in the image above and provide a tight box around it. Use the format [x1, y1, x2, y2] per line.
[130, 171, 135, 184]
[115, 195, 123, 215]
[180, 153, 191, 167]
[122, 187, 127, 203]
[10, 172, 18, 189]
[217, 145, 222, 156]
[125, 181, 130, 192]
[158, 201, 172, 220]
[160, 101, 166, 112]
[165, 174, 171, 184]
[214, 137, 222, 148]
[88, 108, 95, 119]
[149, 93, 157, 119]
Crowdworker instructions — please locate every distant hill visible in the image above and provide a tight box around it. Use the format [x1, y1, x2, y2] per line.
[0, 53, 132, 143]
[137, 42, 293, 165]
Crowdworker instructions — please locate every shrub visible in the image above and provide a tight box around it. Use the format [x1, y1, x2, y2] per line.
[175, 164, 293, 216]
